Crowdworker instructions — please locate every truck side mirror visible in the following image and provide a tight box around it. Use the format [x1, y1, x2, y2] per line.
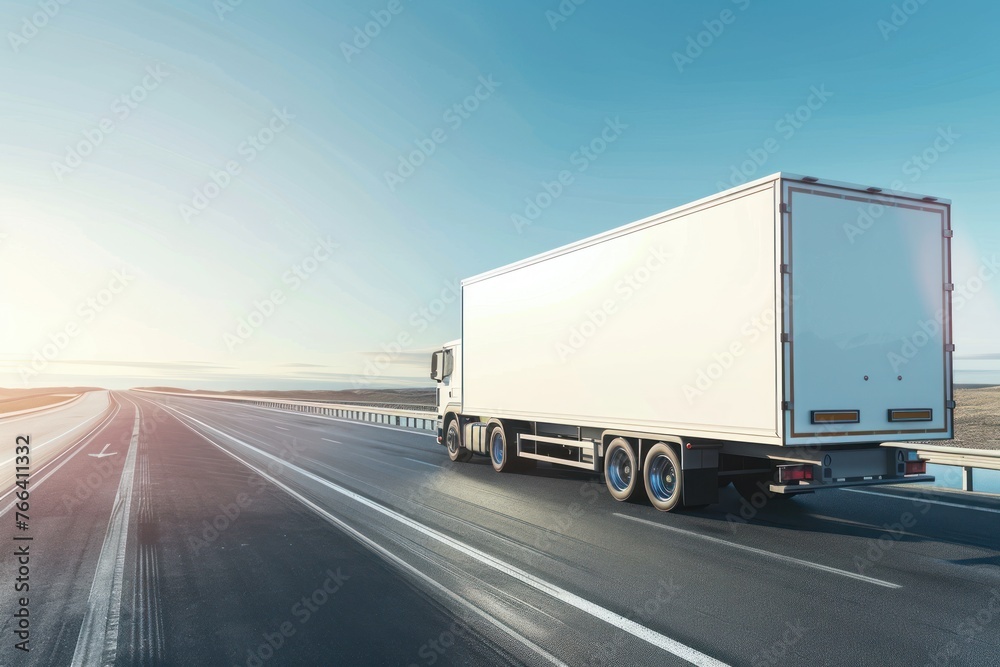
[430, 351, 444, 381]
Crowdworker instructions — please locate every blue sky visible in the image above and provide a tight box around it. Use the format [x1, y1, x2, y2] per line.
[1, 0, 998, 389]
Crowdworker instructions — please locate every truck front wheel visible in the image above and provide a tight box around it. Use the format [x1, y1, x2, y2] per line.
[446, 419, 472, 462]
[644, 443, 682, 512]
[604, 438, 638, 501]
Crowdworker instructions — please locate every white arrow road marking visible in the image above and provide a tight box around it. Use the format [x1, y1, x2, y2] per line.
[88, 443, 118, 458]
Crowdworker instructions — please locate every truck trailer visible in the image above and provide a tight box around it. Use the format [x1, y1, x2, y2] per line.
[430, 173, 952, 511]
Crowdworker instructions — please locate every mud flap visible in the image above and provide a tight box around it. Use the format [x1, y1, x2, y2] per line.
[682, 468, 719, 507]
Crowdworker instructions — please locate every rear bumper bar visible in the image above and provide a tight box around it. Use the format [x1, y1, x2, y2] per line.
[770, 474, 935, 495]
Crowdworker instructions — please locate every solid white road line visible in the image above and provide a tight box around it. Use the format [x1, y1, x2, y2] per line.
[403, 457, 440, 468]
[614, 513, 901, 590]
[321, 438, 342, 444]
[163, 404, 730, 667]
[840, 487, 1000, 515]
[193, 428, 571, 667]
[71, 401, 141, 667]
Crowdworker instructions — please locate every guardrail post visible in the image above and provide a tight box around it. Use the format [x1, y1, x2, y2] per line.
[963, 466, 974, 492]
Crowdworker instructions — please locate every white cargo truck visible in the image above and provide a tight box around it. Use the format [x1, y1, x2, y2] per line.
[430, 173, 952, 511]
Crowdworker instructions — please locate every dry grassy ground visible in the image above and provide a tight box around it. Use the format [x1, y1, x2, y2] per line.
[0, 389, 91, 414]
[948, 386, 1000, 450]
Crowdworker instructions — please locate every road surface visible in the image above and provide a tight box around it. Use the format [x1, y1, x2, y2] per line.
[1, 391, 997, 666]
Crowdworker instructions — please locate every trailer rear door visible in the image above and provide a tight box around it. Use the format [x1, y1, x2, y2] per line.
[782, 182, 953, 443]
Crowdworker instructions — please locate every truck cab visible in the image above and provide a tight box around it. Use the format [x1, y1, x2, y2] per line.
[430, 340, 461, 445]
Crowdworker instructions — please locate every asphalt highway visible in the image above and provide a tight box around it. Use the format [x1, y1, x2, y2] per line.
[1, 391, 998, 666]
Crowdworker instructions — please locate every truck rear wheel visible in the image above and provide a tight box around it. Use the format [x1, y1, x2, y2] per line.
[604, 438, 638, 501]
[643, 443, 682, 512]
[489, 423, 520, 472]
[446, 419, 472, 463]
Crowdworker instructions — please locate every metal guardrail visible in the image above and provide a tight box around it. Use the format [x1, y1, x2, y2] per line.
[314, 400, 436, 411]
[135, 390, 439, 432]
[884, 442, 1000, 493]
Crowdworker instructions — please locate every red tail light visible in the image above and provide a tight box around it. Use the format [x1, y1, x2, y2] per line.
[778, 465, 814, 483]
[905, 460, 927, 475]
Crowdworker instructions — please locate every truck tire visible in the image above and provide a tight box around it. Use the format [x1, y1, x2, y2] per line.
[604, 438, 638, 501]
[643, 443, 683, 512]
[445, 419, 472, 463]
[489, 423, 519, 472]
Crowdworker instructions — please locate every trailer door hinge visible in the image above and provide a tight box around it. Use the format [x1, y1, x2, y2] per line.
[779, 203, 789, 214]
[780, 263, 791, 274]
[944, 283, 955, 292]
[945, 344, 956, 352]
[780, 333, 792, 343]
[946, 400, 956, 409]
[943, 229, 954, 238]
[782, 401, 793, 411]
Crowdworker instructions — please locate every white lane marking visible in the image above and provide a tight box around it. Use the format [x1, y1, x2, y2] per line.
[321, 438, 342, 444]
[71, 400, 141, 667]
[0, 401, 123, 510]
[163, 405, 729, 667]
[614, 513, 901, 590]
[88, 443, 118, 458]
[186, 425, 570, 667]
[840, 488, 1000, 515]
[275, 425, 289, 431]
[403, 457, 440, 469]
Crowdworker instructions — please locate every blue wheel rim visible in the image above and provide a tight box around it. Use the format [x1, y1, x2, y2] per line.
[648, 454, 677, 502]
[491, 431, 504, 465]
[608, 447, 633, 492]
